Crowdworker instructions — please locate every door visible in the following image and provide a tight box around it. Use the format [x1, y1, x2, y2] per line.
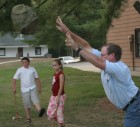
[18, 47, 23, 57]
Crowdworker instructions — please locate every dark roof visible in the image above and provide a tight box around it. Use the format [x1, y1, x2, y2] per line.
[0, 33, 34, 46]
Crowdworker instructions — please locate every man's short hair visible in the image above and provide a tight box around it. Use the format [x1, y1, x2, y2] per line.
[103, 43, 122, 61]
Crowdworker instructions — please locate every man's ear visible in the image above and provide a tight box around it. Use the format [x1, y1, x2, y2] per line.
[110, 53, 115, 59]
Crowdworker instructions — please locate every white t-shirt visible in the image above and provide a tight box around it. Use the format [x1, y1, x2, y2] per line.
[13, 66, 39, 93]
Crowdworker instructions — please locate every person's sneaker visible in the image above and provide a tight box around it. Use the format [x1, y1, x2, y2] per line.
[38, 108, 45, 117]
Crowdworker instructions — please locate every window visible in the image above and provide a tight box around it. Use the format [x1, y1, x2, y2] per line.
[0, 48, 5, 56]
[35, 47, 41, 55]
[135, 29, 140, 57]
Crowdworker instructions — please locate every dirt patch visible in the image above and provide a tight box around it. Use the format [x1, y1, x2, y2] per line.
[65, 124, 85, 127]
[31, 58, 54, 62]
[96, 97, 123, 114]
[0, 58, 20, 62]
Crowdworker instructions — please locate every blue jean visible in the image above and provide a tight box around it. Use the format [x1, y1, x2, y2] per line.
[124, 94, 140, 127]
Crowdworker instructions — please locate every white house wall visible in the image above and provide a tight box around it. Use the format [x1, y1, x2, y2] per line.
[23, 46, 48, 57]
[5, 48, 17, 57]
[40, 46, 48, 56]
[0, 46, 48, 58]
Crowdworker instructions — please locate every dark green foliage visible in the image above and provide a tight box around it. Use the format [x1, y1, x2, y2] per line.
[0, 0, 127, 56]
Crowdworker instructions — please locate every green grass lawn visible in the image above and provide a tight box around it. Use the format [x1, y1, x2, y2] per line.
[0, 59, 140, 127]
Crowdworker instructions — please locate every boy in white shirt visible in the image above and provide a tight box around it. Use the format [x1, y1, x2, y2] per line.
[12, 57, 45, 123]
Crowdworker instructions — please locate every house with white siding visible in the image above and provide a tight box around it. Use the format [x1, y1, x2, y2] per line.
[0, 33, 48, 58]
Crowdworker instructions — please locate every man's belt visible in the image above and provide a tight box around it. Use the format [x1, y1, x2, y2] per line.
[123, 90, 140, 111]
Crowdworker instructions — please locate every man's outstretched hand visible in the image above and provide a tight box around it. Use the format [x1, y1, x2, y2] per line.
[56, 16, 70, 34]
[65, 32, 78, 50]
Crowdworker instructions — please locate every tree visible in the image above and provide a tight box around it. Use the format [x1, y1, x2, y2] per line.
[33, 0, 127, 57]
[0, 0, 127, 57]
